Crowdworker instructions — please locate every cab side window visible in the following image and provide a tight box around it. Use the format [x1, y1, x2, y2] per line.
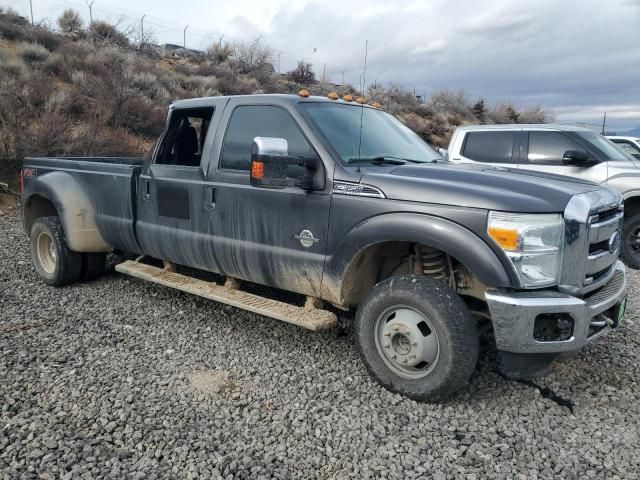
[462, 131, 516, 163]
[220, 105, 319, 178]
[155, 107, 214, 167]
[527, 132, 582, 164]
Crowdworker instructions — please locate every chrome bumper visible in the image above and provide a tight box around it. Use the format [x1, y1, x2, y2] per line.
[486, 261, 627, 354]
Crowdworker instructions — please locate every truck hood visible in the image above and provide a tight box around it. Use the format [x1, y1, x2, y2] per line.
[359, 162, 603, 213]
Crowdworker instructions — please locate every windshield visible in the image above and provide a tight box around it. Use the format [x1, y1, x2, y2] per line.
[577, 131, 632, 161]
[303, 103, 442, 164]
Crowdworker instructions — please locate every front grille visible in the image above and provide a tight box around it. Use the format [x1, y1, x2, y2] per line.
[584, 269, 625, 306]
[589, 239, 609, 255]
[591, 207, 619, 223]
[583, 205, 623, 289]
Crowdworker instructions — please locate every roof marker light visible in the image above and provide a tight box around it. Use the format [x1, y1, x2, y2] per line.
[355, 96, 366, 104]
[327, 92, 339, 100]
[298, 89, 310, 97]
[343, 94, 353, 102]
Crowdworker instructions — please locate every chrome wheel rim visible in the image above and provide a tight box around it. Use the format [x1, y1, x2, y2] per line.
[374, 305, 440, 380]
[36, 232, 57, 274]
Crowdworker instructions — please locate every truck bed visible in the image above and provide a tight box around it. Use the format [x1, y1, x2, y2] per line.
[23, 156, 146, 254]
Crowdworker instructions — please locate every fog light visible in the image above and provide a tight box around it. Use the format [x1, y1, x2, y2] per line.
[534, 314, 574, 342]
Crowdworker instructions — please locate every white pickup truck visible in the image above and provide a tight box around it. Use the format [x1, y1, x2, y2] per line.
[446, 124, 640, 268]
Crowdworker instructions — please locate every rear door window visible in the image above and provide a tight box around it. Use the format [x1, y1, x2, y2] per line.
[526, 131, 582, 164]
[462, 131, 516, 163]
[155, 107, 214, 167]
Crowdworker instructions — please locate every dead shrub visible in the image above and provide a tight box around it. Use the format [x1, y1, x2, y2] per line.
[206, 42, 234, 64]
[17, 42, 49, 65]
[57, 9, 83, 34]
[118, 97, 166, 136]
[28, 27, 61, 51]
[0, 9, 28, 41]
[88, 20, 130, 47]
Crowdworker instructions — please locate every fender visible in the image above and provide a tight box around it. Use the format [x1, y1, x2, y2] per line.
[320, 212, 518, 306]
[22, 171, 110, 252]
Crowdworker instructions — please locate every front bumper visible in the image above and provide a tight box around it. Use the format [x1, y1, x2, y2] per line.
[486, 261, 627, 354]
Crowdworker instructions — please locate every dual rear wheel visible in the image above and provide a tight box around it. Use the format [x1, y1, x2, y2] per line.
[30, 216, 106, 286]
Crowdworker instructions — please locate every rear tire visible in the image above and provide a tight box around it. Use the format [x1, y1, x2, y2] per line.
[621, 214, 640, 269]
[80, 252, 107, 281]
[355, 275, 479, 401]
[30, 216, 82, 286]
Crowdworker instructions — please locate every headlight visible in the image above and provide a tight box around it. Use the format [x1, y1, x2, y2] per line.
[488, 212, 564, 288]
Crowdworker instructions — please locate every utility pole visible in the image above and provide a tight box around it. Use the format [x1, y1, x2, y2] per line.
[29, 0, 34, 25]
[140, 14, 145, 47]
[218, 34, 224, 49]
[278, 52, 282, 74]
[341, 69, 345, 86]
[321, 64, 327, 94]
[602, 112, 607, 135]
[87, 0, 94, 23]
[183, 25, 188, 49]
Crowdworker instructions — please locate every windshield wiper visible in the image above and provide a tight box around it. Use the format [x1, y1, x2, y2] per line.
[346, 156, 423, 165]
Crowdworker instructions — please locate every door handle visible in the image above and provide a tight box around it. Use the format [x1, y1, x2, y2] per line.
[142, 179, 151, 200]
[205, 186, 216, 209]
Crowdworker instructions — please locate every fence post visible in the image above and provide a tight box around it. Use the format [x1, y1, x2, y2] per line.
[140, 14, 145, 48]
[87, 0, 95, 23]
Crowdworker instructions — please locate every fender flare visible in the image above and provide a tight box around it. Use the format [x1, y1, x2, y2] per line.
[22, 171, 110, 252]
[321, 212, 518, 306]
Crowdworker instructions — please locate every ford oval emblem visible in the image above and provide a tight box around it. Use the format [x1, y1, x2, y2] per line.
[609, 231, 621, 254]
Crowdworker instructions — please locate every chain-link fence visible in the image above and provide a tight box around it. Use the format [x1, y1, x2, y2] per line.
[3, 0, 364, 88]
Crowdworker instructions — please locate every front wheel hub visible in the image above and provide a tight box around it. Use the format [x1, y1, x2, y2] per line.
[375, 306, 440, 379]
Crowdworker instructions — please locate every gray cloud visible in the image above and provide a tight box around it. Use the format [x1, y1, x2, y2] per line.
[262, 0, 640, 130]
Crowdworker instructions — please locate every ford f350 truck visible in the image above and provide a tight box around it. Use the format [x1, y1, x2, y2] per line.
[20, 93, 628, 401]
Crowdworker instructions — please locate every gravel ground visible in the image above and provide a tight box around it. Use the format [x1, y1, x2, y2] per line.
[1, 209, 640, 479]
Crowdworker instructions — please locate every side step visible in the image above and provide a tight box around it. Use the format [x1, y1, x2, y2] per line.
[115, 260, 337, 331]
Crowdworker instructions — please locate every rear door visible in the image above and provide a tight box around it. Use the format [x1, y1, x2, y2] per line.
[205, 99, 332, 297]
[453, 130, 520, 168]
[518, 130, 608, 184]
[136, 100, 228, 268]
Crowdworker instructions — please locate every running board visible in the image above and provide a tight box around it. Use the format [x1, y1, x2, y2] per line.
[115, 260, 337, 331]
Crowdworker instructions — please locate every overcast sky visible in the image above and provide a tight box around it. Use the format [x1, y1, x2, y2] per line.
[23, 0, 640, 131]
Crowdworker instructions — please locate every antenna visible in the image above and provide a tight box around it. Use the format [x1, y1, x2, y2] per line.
[356, 40, 369, 172]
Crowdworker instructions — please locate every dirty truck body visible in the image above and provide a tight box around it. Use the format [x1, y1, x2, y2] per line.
[21, 94, 628, 400]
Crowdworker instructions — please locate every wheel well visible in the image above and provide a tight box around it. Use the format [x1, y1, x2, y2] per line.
[624, 196, 640, 217]
[23, 195, 58, 234]
[340, 241, 475, 307]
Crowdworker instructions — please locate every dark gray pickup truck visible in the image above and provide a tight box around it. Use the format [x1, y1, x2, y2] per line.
[21, 93, 628, 401]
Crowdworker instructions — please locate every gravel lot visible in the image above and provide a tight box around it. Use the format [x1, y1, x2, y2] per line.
[2, 209, 640, 479]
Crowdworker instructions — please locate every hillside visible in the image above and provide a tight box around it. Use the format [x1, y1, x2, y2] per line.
[0, 7, 551, 187]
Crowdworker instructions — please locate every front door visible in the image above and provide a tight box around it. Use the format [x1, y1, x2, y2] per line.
[518, 131, 609, 184]
[206, 100, 332, 297]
